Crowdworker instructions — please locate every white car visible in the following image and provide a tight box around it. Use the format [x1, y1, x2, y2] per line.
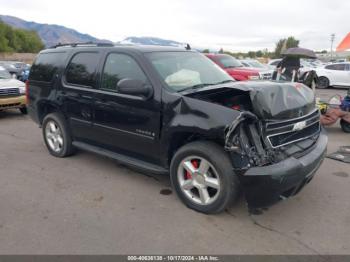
[267, 59, 282, 69]
[240, 59, 274, 79]
[316, 62, 350, 89]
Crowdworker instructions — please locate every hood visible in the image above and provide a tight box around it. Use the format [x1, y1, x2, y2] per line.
[0, 78, 25, 89]
[183, 81, 315, 120]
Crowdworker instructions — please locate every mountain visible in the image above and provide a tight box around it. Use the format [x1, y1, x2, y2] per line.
[119, 36, 184, 47]
[0, 15, 111, 47]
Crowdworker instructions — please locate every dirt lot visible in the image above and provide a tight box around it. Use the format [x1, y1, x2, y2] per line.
[0, 88, 349, 255]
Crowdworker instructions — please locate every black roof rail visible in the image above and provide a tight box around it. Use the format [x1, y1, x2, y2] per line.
[49, 42, 114, 49]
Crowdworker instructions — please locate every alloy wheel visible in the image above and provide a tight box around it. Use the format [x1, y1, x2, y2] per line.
[45, 120, 64, 153]
[177, 156, 221, 205]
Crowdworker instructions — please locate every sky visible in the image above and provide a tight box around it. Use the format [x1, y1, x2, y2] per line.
[0, 0, 348, 52]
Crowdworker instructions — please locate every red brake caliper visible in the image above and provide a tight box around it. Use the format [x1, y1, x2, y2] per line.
[185, 160, 198, 180]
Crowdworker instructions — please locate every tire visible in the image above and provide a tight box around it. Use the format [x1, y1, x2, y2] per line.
[42, 112, 75, 157]
[19, 107, 27, 115]
[317, 76, 330, 89]
[170, 141, 239, 214]
[340, 119, 350, 133]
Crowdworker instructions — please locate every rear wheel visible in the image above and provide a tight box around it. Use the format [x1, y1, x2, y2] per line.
[317, 76, 330, 89]
[340, 119, 350, 133]
[170, 141, 239, 214]
[42, 113, 75, 157]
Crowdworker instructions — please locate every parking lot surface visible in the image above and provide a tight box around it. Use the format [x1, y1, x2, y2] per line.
[0, 88, 349, 255]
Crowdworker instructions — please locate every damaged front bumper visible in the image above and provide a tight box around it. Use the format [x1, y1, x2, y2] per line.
[238, 130, 328, 208]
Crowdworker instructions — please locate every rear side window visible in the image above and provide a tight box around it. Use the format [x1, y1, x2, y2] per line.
[65, 52, 100, 88]
[325, 64, 346, 71]
[100, 53, 147, 92]
[30, 52, 67, 82]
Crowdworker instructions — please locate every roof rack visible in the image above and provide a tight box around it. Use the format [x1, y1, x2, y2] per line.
[50, 42, 114, 49]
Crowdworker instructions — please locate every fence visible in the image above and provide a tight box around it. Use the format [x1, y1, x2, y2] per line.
[0, 53, 37, 64]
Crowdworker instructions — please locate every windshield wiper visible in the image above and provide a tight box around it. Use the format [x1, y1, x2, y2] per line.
[178, 83, 214, 92]
[214, 80, 235, 84]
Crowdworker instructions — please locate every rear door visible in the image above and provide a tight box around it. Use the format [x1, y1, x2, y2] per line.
[93, 52, 162, 164]
[325, 63, 347, 86]
[59, 51, 101, 144]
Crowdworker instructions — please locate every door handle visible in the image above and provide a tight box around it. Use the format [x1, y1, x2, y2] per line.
[81, 95, 93, 100]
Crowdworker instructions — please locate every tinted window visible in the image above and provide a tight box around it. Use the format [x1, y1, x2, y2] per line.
[101, 53, 147, 92]
[325, 64, 346, 71]
[65, 52, 99, 88]
[30, 52, 67, 82]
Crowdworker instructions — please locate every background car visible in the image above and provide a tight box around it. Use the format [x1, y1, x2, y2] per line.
[316, 62, 350, 89]
[0, 61, 25, 79]
[267, 58, 282, 70]
[0, 65, 27, 114]
[205, 54, 263, 81]
[240, 59, 273, 79]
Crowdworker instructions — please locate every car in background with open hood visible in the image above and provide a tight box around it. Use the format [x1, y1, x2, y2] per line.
[0, 66, 27, 114]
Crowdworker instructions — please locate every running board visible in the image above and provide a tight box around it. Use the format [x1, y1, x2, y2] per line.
[72, 141, 168, 175]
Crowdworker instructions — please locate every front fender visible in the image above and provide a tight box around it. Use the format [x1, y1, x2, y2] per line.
[159, 92, 241, 165]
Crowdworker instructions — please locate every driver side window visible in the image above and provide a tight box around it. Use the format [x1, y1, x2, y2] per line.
[101, 53, 147, 92]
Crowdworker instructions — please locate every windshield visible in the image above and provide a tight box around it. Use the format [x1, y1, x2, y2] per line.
[0, 69, 11, 79]
[217, 55, 243, 68]
[146, 52, 234, 92]
[246, 60, 265, 68]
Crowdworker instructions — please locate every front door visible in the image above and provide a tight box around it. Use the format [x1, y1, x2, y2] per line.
[93, 52, 161, 164]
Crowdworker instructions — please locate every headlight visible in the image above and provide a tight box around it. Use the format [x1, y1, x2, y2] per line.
[19, 86, 25, 94]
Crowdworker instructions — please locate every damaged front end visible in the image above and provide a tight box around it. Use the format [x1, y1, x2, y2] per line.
[185, 81, 327, 208]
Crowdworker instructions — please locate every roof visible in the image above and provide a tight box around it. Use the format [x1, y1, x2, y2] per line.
[42, 44, 190, 54]
[336, 33, 350, 52]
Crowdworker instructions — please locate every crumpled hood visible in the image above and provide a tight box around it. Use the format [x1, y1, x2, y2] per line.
[247, 81, 315, 119]
[0, 78, 25, 89]
[183, 81, 316, 120]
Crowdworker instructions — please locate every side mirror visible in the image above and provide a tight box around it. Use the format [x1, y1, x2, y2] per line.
[116, 79, 153, 99]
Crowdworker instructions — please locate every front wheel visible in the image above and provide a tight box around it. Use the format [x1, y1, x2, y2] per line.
[340, 119, 350, 133]
[170, 141, 239, 214]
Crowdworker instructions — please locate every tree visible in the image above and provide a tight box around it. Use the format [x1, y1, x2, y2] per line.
[0, 21, 44, 53]
[202, 49, 210, 53]
[255, 50, 263, 57]
[218, 48, 224, 54]
[274, 36, 300, 58]
[247, 51, 256, 58]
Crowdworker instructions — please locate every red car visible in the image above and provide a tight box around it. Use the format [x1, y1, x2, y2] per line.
[205, 54, 261, 81]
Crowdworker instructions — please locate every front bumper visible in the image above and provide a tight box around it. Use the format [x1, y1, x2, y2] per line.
[239, 131, 328, 208]
[0, 95, 26, 110]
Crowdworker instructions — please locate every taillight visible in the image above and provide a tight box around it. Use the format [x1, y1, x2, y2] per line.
[231, 105, 240, 110]
[25, 80, 29, 104]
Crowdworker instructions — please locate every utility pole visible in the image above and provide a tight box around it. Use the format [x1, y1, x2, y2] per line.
[330, 33, 335, 60]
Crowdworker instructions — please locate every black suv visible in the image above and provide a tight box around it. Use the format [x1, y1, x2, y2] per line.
[28, 44, 327, 214]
